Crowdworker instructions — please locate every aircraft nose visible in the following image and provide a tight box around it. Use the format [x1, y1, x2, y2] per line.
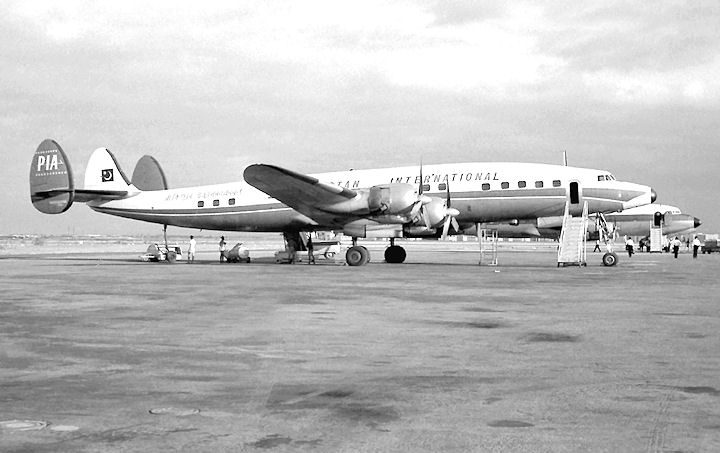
[694, 217, 702, 228]
[650, 188, 657, 203]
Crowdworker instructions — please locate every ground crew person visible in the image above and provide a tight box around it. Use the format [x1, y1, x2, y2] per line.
[625, 237, 634, 257]
[693, 236, 701, 258]
[188, 235, 196, 263]
[307, 236, 315, 264]
[219, 235, 227, 262]
[671, 236, 682, 258]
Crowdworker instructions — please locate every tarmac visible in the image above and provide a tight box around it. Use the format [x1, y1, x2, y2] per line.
[1, 240, 719, 452]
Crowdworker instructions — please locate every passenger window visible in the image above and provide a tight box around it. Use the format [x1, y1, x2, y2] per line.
[228, 198, 235, 205]
[422, 184, 430, 192]
[213, 199, 220, 207]
[598, 175, 604, 181]
[438, 183, 447, 191]
[518, 181, 526, 188]
[553, 180, 561, 187]
[197, 201, 204, 208]
[481, 183, 490, 191]
[501, 182, 509, 189]
[535, 181, 543, 188]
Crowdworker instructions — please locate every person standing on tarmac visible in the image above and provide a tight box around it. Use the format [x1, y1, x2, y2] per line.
[693, 236, 702, 258]
[625, 237, 634, 257]
[306, 235, 315, 264]
[671, 236, 682, 258]
[219, 235, 227, 262]
[187, 235, 196, 263]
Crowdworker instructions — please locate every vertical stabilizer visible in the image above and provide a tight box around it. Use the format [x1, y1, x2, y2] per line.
[83, 148, 132, 191]
[131, 155, 169, 190]
[30, 139, 75, 214]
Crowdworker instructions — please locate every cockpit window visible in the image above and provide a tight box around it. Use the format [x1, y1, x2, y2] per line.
[598, 175, 605, 181]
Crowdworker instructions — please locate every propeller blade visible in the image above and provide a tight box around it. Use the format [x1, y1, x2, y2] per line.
[441, 216, 451, 239]
[441, 208, 460, 240]
[445, 180, 451, 208]
[451, 217, 459, 232]
[422, 206, 432, 228]
[418, 161, 424, 195]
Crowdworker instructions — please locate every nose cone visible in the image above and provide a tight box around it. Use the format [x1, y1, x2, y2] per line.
[694, 217, 702, 228]
[650, 188, 657, 203]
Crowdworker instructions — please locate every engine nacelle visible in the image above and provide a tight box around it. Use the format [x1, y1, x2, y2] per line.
[367, 183, 420, 215]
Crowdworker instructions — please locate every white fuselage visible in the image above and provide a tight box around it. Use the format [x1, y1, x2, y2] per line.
[89, 162, 655, 233]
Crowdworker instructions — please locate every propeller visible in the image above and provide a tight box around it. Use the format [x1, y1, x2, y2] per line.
[440, 181, 460, 239]
[409, 161, 431, 220]
[410, 162, 458, 237]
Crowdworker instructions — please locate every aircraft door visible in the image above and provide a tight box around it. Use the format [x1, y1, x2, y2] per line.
[568, 181, 583, 215]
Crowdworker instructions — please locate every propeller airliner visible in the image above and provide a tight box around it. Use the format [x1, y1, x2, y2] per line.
[30, 139, 657, 266]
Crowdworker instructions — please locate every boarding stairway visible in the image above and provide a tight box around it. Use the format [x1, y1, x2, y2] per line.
[649, 226, 663, 252]
[557, 201, 588, 267]
[478, 228, 498, 266]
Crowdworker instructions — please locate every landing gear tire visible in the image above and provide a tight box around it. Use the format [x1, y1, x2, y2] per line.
[602, 252, 618, 267]
[166, 251, 177, 263]
[384, 245, 406, 263]
[346, 246, 370, 266]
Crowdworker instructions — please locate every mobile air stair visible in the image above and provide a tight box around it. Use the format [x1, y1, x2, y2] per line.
[478, 228, 498, 266]
[649, 226, 663, 252]
[557, 201, 588, 267]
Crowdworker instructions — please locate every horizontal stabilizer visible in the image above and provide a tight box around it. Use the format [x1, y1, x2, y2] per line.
[30, 140, 133, 214]
[73, 189, 130, 202]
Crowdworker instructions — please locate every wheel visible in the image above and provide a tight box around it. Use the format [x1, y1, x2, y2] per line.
[166, 251, 177, 263]
[384, 245, 406, 263]
[324, 251, 335, 259]
[346, 245, 370, 266]
[602, 252, 618, 267]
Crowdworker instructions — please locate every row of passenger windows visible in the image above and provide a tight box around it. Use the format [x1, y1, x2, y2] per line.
[426, 180, 562, 192]
[198, 198, 235, 208]
[195, 179, 567, 207]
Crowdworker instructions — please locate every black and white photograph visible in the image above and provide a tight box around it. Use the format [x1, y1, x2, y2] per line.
[1, 1, 719, 451]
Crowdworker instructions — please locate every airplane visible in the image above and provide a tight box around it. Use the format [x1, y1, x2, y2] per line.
[476, 204, 700, 240]
[29, 139, 657, 266]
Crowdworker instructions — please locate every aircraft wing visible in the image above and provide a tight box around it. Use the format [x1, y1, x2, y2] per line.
[244, 164, 360, 225]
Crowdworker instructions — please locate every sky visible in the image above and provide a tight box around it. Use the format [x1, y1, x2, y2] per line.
[2, 0, 719, 235]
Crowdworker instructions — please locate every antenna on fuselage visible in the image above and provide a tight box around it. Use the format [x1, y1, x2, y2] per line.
[562, 150, 568, 166]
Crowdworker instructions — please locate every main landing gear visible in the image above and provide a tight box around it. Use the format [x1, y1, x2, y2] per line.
[384, 238, 406, 263]
[345, 237, 407, 266]
[346, 237, 370, 266]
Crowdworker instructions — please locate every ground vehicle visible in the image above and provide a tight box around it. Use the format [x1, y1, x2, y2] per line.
[141, 243, 182, 262]
[275, 239, 342, 263]
[702, 239, 720, 254]
[224, 243, 251, 263]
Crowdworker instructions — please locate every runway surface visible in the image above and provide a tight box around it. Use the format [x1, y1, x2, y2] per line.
[1, 241, 719, 452]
